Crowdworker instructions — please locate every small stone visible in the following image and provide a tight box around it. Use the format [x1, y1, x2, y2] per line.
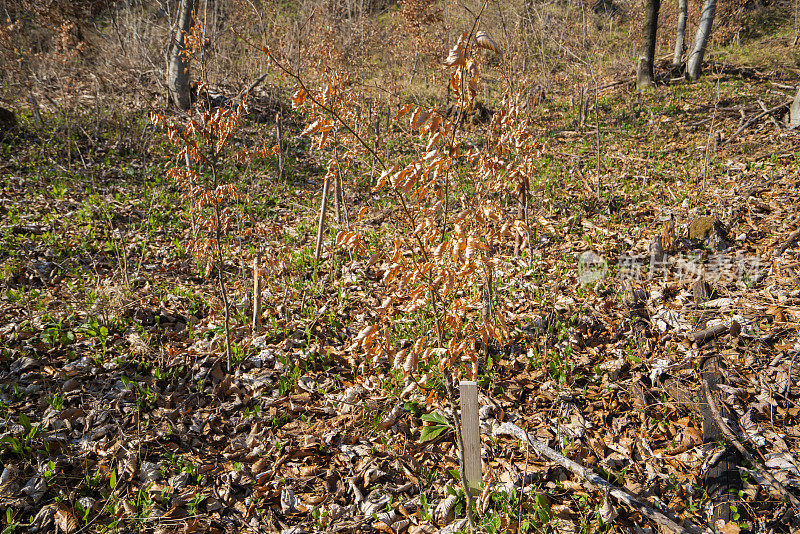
[687, 216, 728, 251]
[688, 216, 723, 240]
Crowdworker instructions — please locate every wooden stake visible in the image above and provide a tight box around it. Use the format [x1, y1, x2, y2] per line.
[314, 177, 330, 265]
[370, 110, 381, 186]
[334, 169, 342, 224]
[252, 254, 261, 333]
[276, 112, 285, 182]
[459, 381, 481, 495]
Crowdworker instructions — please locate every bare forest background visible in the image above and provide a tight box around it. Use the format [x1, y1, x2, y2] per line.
[1, 1, 800, 534]
[2, 0, 796, 112]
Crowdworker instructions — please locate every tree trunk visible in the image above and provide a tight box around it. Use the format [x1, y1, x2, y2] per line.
[686, 0, 717, 81]
[636, 0, 661, 89]
[167, 0, 195, 110]
[673, 0, 687, 67]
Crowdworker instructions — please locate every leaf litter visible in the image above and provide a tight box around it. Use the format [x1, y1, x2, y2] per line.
[2, 70, 800, 534]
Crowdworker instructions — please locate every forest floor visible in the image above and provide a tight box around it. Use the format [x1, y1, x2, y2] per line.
[2, 44, 800, 534]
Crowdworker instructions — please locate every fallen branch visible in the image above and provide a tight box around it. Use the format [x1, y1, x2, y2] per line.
[723, 100, 792, 146]
[687, 323, 729, 344]
[597, 79, 632, 93]
[759, 100, 782, 131]
[702, 380, 800, 512]
[778, 226, 800, 256]
[240, 72, 268, 101]
[494, 422, 707, 534]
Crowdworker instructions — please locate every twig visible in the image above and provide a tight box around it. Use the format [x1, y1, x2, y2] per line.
[769, 81, 798, 91]
[690, 117, 713, 128]
[235, 3, 318, 102]
[723, 100, 793, 146]
[256, 44, 385, 171]
[494, 422, 707, 534]
[255, 41, 429, 263]
[74, 481, 128, 534]
[778, 226, 800, 256]
[702, 380, 800, 512]
[441, 0, 489, 246]
[597, 79, 632, 92]
[759, 100, 782, 131]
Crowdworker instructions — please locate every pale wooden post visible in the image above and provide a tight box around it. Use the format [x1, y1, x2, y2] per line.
[334, 169, 342, 224]
[790, 86, 800, 127]
[252, 254, 261, 333]
[314, 177, 330, 265]
[459, 380, 481, 494]
[371, 109, 381, 186]
[276, 112, 285, 182]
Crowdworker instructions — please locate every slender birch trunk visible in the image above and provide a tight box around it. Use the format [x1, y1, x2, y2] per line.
[686, 0, 717, 81]
[673, 0, 687, 68]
